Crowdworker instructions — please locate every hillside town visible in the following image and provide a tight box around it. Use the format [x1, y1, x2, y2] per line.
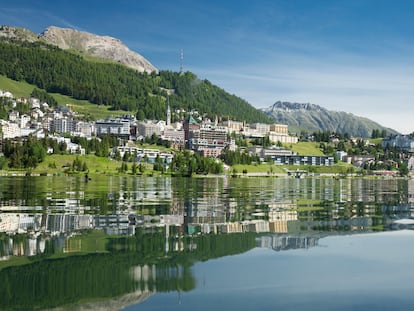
[1, 89, 414, 173]
[0, 89, 300, 160]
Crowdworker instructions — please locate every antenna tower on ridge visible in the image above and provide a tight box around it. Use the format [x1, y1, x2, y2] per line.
[180, 49, 184, 73]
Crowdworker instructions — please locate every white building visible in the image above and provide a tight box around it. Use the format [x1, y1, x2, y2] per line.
[20, 114, 30, 128]
[0, 91, 13, 99]
[8, 111, 19, 122]
[1, 121, 20, 139]
[162, 126, 185, 145]
[29, 97, 41, 109]
[220, 120, 244, 133]
[268, 132, 298, 144]
[112, 146, 174, 164]
[74, 121, 95, 137]
[54, 136, 85, 154]
[96, 117, 131, 138]
[248, 123, 270, 137]
[268, 123, 298, 144]
[54, 117, 76, 134]
[137, 120, 162, 138]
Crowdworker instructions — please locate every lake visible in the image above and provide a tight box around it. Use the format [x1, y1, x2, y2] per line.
[0, 176, 413, 310]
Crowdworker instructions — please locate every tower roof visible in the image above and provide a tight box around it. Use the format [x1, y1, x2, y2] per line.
[186, 115, 198, 125]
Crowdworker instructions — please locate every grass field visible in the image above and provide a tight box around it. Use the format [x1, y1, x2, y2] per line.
[369, 138, 383, 145]
[232, 164, 286, 174]
[0, 152, 357, 177]
[286, 141, 324, 156]
[34, 154, 121, 175]
[0, 154, 158, 177]
[231, 161, 355, 176]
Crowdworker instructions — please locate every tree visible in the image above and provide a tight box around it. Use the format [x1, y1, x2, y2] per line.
[136, 110, 145, 121]
[118, 161, 128, 173]
[82, 162, 88, 172]
[153, 155, 164, 172]
[114, 150, 121, 161]
[9, 148, 23, 168]
[131, 162, 138, 175]
[0, 41, 272, 123]
[399, 161, 409, 177]
[31, 88, 58, 106]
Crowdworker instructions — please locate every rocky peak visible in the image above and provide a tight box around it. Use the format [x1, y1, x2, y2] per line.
[39, 26, 158, 73]
[0, 25, 38, 42]
[266, 101, 324, 112]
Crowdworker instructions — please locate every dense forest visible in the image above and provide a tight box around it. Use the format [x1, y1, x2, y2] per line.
[0, 39, 270, 123]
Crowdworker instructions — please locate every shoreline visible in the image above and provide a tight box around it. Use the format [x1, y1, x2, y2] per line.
[0, 171, 410, 179]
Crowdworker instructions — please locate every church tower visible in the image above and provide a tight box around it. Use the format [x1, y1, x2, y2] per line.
[166, 97, 171, 126]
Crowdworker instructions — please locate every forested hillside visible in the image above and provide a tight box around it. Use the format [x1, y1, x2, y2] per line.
[0, 39, 270, 123]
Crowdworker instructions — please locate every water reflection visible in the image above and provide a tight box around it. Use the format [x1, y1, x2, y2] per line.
[1, 176, 414, 261]
[1, 177, 413, 235]
[0, 176, 413, 310]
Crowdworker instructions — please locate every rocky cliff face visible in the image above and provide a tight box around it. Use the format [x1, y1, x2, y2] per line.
[262, 101, 398, 138]
[0, 25, 38, 42]
[39, 26, 157, 73]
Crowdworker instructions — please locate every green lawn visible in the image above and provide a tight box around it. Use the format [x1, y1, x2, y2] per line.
[0, 154, 140, 176]
[231, 161, 357, 176]
[369, 138, 383, 145]
[286, 141, 324, 156]
[232, 164, 286, 174]
[34, 154, 121, 175]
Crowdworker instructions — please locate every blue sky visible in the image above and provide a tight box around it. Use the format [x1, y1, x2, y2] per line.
[1, 0, 414, 133]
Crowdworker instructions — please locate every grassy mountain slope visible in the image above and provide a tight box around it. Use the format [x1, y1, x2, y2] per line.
[263, 101, 398, 138]
[0, 75, 34, 98]
[0, 75, 128, 119]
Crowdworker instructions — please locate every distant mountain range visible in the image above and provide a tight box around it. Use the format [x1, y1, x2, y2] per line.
[262, 101, 398, 138]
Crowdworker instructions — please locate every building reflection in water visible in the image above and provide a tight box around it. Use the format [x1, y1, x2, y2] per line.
[1, 177, 414, 260]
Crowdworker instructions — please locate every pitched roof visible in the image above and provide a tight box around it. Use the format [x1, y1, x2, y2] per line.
[187, 115, 198, 125]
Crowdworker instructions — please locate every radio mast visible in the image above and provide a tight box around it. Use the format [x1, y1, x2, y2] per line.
[180, 49, 184, 73]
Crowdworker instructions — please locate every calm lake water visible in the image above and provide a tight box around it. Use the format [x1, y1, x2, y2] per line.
[0, 176, 414, 310]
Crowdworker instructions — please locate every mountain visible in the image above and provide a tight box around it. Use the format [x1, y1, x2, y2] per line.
[0, 25, 38, 42]
[0, 25, 270, 123]
[0, 25, 157, 73]
[39, 26, 158, 73]
[262, 101, 398, 138]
